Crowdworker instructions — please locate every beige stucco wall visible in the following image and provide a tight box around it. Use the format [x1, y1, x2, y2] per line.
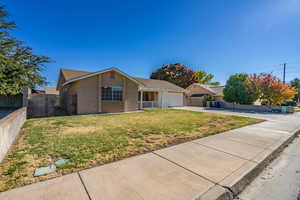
[124, 79, 139, 111]
[214, 96, 224, 101]
[101, 71, 124, 86]
[61, 71, 139, 114]
[76, 76, 98, 114]
[61, 77, 98, 115]
[101, 71, 124, 113]
[187, 97, 206, 106]
[65, 81, 79, 115]
[102, 102, 123, 113]
[100, 71, 139, 113]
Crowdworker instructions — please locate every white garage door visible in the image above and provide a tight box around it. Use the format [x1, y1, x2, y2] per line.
[166, 92, 183, 107]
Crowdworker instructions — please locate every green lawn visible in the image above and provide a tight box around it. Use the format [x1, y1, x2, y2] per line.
[0, 109, 262, 191]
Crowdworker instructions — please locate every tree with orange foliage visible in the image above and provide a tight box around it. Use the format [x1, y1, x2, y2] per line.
[251, 73, 297, 105]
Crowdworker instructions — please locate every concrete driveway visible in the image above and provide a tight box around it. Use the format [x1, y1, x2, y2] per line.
[173, 106, 299, 121]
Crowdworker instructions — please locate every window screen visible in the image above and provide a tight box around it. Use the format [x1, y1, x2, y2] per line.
[101, 87, 123, 101]
[112, 87, 123, 101]
[102, 87, 112, 101]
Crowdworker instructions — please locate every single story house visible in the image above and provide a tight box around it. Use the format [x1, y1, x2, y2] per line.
[185, 84, 224, 106]
[56, 67, 185, 115]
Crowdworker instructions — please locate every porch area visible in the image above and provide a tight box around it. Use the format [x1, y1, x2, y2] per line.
[138, 91, 160, 109]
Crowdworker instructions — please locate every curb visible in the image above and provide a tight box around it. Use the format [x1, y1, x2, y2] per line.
[207, 126, 300, 200]
[198, 185, 233, 200]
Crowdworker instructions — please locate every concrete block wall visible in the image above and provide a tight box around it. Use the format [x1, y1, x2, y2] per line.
[0, 107, 27, 163]
[217, 101, 294, 113]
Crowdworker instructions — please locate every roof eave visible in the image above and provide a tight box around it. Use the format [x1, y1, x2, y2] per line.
[139, 87, 185, 92]
[62, 67, 145, 87]
[56, 69, 64, 91]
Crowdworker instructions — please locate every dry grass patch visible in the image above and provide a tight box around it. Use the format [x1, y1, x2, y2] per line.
[0, 109, 263, 191]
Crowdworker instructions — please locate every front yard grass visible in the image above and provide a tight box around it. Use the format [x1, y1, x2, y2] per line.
[0, 109, 262, 191]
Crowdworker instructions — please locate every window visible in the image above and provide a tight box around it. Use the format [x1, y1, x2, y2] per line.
[102, 87, 112, 101]
[101, 86, 123, 101]
[112, 87, 123, 101]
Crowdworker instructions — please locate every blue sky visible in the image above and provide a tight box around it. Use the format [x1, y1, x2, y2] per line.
[3, 0, 300, 87]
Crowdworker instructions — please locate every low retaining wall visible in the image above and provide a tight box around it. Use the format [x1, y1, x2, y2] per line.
[0, 107, 27, 162]
[209, 101, 294, 113]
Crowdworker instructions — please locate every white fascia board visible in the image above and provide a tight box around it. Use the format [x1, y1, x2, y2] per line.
[139, 87, 184, 93]
[62, 67, 144, 87]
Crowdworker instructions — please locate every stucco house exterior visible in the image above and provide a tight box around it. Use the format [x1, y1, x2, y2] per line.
[185, 84, 224, 106]
[56, 67, 185, 115]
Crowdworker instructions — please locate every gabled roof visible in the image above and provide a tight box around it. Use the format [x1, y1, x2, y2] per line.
[190, 84, 224, 96]
[58, 67, 185, 92]
[61, 68, 143, 87]
[61, 68, 93, 81]
[134, 77, 184, 92]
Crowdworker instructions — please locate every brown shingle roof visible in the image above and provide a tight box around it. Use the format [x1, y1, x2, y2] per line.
[133, 77, 184, 92]
[59, 68, 184, 92]
[61, 68, 92, 81]
[193, 84, 224, 96]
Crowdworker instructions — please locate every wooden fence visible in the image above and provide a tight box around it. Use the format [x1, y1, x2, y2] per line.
[0, 95, 23, 108]
[27, 94, 66, 118]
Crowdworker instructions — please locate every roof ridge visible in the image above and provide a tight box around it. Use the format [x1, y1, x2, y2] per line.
[61, 68, 92, 73]
[134, 77, 167, 81]
[62, 67, 144, 87]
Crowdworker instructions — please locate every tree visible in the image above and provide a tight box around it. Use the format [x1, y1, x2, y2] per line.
[251, 73, 297, 105]
[194, 71, 220, 85]
[150, 63, 197, 88]
[0, 5, 50, 95]
[290, 78, 300, 102]
[223, 73, 259, 105]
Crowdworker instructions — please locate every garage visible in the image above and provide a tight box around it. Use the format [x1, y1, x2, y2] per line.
[165, 92, 183, 107]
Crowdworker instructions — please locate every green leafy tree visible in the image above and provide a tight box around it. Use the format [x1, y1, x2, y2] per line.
[223, 73, 259, 105]
[194, 71, 220, 85]
[0, 5, 50, 95]
[150, 63, 197, 88]
[290, 78, 300, 102]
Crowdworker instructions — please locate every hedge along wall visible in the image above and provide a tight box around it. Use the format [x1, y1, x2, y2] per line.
[0, 107, 27, 163]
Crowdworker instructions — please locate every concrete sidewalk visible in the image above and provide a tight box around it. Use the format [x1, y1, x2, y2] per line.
[1, 111, 300, 200]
